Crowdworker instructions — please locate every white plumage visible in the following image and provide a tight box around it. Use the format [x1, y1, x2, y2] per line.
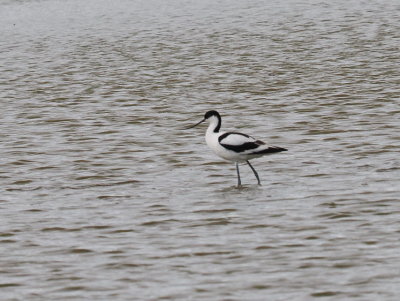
[219, 133, 252, 146]
[187, 110, 287, 186]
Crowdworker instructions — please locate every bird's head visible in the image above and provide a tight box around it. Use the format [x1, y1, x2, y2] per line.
[185, 110, 221, 129]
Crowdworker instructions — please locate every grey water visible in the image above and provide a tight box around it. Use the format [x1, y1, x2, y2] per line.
[1, 0, 399, 300]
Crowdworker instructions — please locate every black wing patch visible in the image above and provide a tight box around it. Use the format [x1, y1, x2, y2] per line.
[220, 142, 261, 153]
[220, 138, 266, 153]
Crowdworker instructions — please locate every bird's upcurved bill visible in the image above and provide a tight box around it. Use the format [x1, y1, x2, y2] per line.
[184, 118, 205, 129]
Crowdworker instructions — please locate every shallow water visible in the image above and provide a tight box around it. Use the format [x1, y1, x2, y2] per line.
[1, 0, 399, 300]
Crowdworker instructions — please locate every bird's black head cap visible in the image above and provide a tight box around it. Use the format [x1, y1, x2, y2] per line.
[204, 110, 220, 119]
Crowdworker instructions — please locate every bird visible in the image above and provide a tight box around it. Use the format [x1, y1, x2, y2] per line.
[186, 110, 287, 186]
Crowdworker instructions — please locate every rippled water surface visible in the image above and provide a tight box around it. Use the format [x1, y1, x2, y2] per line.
[1, 0, 400, 300]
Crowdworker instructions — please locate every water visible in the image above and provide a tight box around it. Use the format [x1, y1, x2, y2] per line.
[1, 0, 399, 300]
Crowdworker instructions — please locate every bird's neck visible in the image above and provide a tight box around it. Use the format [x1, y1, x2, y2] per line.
[207, 115, 221, 134]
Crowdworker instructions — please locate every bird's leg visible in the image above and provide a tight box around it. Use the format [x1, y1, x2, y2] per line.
[235, 162, 241, 187]
[247, 160, 261, 185]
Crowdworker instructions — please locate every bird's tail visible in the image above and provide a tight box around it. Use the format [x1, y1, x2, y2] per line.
[255, 146, 287, 155]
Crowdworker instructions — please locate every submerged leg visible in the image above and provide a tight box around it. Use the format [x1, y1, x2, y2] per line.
[247, 160, 261, 185]
[235, 162, 241, 186]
